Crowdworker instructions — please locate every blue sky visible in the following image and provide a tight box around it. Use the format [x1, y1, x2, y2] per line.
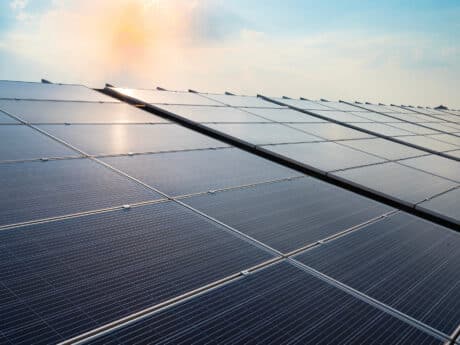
[1, 0, 459, 107]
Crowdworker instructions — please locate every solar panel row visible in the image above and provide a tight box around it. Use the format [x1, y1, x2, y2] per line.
[114, 88, 459, 225]
[1, 81, 459, 345]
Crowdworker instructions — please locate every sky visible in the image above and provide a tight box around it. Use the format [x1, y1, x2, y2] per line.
[0, 0, 459, 107]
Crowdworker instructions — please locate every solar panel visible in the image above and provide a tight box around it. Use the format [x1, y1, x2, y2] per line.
[401, 155, 460, 182]
[109, 87, 222, 105]
[0, 125, 79, 162]
[340, 138, 427, 160]
[290, 123, 374, 140]
[39, 124, 228, 156]
[296, 212, 460, 334]
[428, 133, 460, 146]
[312, 109, 372, 123]
[352, 122, 414, 136]
[0, 80, 117, 102]
[3, 82, 457, 344]
[398, 135, 458, 152]
[242, 107, 327, 122]
[158, 104, 270, 123]
[273, 97, 333, 110]
[200, 93, 281, 107]
[101, 148, 300, 197]
[0, 201, 272, 344]
[417, 188, 460, 224]
[0, 100, 167, 124]
[183, 177, 393, 253]
[333, 162, 458, 206]
[0, 158, 161, 226]
[207, 123, 322, 145]
[86, 261, 443, 345]
[264, 142, 385, 173]
[389, 122, 439, 135]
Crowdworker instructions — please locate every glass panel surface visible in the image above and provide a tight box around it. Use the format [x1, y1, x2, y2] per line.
[296, 212, 460, 333]
[207, 123, 322, 145]
[0, 100, 167, 124]
[389, 122, 439, 135]
[101, 148, 299, 196]
[401, 155, 460, 182]
[274, 97, 333, 110]
[201, 94, 279, 107]
[341, 138, 426, 160]
[417, 188, 460, 224]
[0, 158, 161, 226]
[291, 123, 374, 140]
[428, 133, 460, 146]
[159, 104, 269, 123]
[0, 110, 20, 124]
[398, 135, 458, 152]
[265, 142, 385, 172]
[352, 122, 414, 137]
[333, 162, 457, 205]
[313, 110, 371, 123]
[0, 81, 116, 102]
[39, 124, 228, 156]
[0, 202, 271, 344]
[87, 261, 443, 345]
[0, 125, 78, 161]
[111, 88, 222, 105]
[242, 107, 326, 123]
[184, 177, 393, 253]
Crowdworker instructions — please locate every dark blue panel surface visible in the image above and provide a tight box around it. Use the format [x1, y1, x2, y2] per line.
[296, 212, 460, 334]
[0, 202, 272, 344]
[0, 158, 161, 226]
[184, 177, 393, 253]
[101, 148, 299, 196]
[39, 124, 228, 156]
[88, 262, 442, 345]
[0, 100, 167, 124]
[0, 125, 78, 161]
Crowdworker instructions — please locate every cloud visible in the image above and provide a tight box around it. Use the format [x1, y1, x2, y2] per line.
[0, 0, 459, 107]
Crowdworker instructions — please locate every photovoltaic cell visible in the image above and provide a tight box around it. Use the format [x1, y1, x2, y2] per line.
[110, 88, 222, 105]
[397, 135, 458, 152]
[39, 124, 228, 156]
[265, 142, 385, 172]
[0, 125, 79, 162]
[0, 201, 272, 344]
[0, 80, 117, 102]
[200, 93, 280, 107]
[183, 177, 393, 253]
[87, 261, 443, 345]
[312, 110, 372, 123]
[428, 133, 460, 146]
[401, 155, 460, 182]
[274, 98, 332, 110]
[417, 188, 460, 225]
[158, 104, 270, 123]
[290, 123, 373, 140]
[341, 138, 427, 160]
[296, 212, 460, 334]
[351, 122, 414, 137]
[333, 162, 457, 206]
[389, 123, 439, 135]
[207, 123, 321, 145]
[101, 148, 300, 196]
[0, 158, 161, 226]
[242, 107, 327, 123]
[0, 100, 167, 124]
[348, 111, 403, 123]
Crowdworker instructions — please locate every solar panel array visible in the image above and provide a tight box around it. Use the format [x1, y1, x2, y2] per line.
[0, 80, 459, 345]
